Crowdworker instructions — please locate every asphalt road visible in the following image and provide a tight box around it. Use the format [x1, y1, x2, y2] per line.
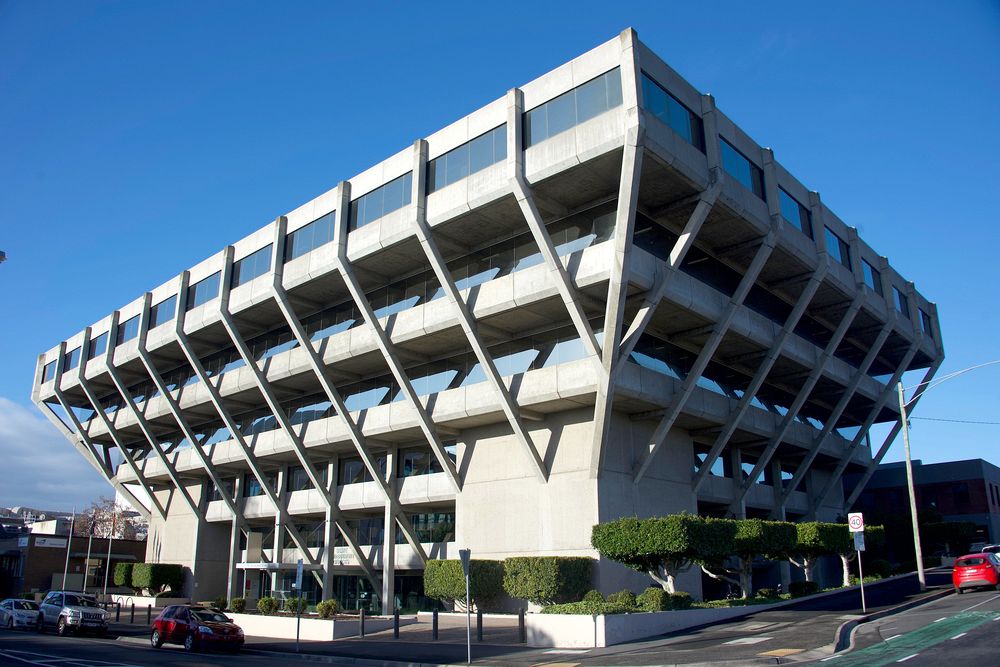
[820, 588, 1000, 666]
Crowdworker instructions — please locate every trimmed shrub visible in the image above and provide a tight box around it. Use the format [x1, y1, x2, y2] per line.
[637, 587, 669, 611]
[669, 592, 692, 610]
[756, 587, 780, 599]
[424, 559, 504, 609]
[789, 581, 820, 598]
[213, 595, 228, 611]
[256, 596, 279, 615]
[869, 559, 892, 578]
[22, 593, 36, 601]
[284, 597, 308, 613]
[230, 597, 246, 613]
[316, 599, 340, 619]
[113, 563, 134, 590]
[606, 589, 637, 608]
[132, 563, 184, 594]
[582, 590, 604, 603]
[541, 600, 635, 615]
[502, 557, 593, 606]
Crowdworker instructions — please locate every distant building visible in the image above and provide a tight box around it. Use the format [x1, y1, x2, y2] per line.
[0, 532, 146, 598]
[845, 459, 1000, 546]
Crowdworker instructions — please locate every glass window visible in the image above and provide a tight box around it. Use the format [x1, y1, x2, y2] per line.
[243, 472, 276, 498]
[349, 173, 413, 230]
[919, 308, 933, 338]
[187, 272, 221, 310]
[116, 315, 140, 345]
[893, 286, 910, 318]
[286, 466, 312, 492]
[397, 512, 456, 544]
[428, 125, 507, 193]
[232, 245, 273, 287]
[640, 73, 704, 152]
[778, 188, 813, 238]
[862, 259, 883, 295]
[87, 332, 108, 360]
[286, 213, 335, 261]
[524, 68, 622, 146]
[149, 295, 177, 329]
[720, 139, 765, 200]
[42, 360, 56, 383]
[63, 346, 81, 371]
[824, 227, 851, 269]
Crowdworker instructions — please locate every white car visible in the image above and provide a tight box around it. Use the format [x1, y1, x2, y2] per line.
[0, 598, 41, 629]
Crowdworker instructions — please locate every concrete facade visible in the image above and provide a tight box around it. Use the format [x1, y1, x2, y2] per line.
[33, 30, 943, 609]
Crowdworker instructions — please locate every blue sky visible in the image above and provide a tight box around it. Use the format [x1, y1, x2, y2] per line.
[1, 0, 998, 509]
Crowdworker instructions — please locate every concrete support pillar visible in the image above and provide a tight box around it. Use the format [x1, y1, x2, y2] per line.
[729, 448, 746, 519]
[228, 475, 243, 603]
[322, 458, 337, 601]
[272, 466, 286, 592]
[382, 447, 397, 613]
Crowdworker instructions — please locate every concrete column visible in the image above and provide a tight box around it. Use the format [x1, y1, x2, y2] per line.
[228, 475, 244, 603]
[272, 466, 286, 593]
[322, 457, 337, 600]
[729, 448, 746, 519]
[381, 446, 398, 613]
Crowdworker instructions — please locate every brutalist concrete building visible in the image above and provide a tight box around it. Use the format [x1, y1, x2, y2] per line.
[33, 30, 943, 608]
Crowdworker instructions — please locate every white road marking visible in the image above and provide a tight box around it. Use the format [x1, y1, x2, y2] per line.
[885, 634, 902, 641]
[961, 593, 1000, 612]
[897, 655, 920, 663]
[933, 617, 947, 623]
[0, 650, 142, 667]
[723, 636, 772, 645]
[951, 632, 967, 640]
[820, 655, 842, 661]
[544, 649, 590, 654]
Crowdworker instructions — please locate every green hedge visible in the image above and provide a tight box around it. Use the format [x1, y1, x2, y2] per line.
[284, 597, 308, 613]
[131, 563, 184, 594]
[789, 581, 820, 597]
[502, 557, 593, 605]
[424, 559, 504, 609]
[113, 563, 134, 589]
[636, 587, 693, 611]
[540, 600, 635, 615]
[230, 597, 246, 613]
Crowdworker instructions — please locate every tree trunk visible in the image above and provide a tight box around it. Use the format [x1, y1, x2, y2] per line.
[648, 568, 676, 594]
[739, 559, 753, 599]
[840, 553, 855, 587]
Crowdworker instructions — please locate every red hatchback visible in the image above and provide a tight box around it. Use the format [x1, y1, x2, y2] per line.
[952, 553, 1000, 594]
[150, 605, 244, 653]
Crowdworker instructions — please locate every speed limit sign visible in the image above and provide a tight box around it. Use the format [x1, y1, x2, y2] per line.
[848, 512, 865, 533]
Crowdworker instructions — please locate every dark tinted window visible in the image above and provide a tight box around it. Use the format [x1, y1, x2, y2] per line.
[160, 606, 177, 619]
[63, 346, 81, 371]
[824, 227, 851, 269]
[286, 212, 335, 261]
[15, 601, 38, 610]
[42, 361, 57, 382]
[720, 139, 765, 200]
[87, 332, 108, 360]
[641, 73, 704, 152]
[778, 188, 812, 238]
[862, 260, 883, 295]
[893, 286, 910, 318]
[150, 295, 177, 329]
[957, 557, 987, 567]
[919, 309, 933, 338]
[427, 125, 507, 193]
[187, 272, 221, 310]
[232, 245, 273, 287]
[117, 315, 140, 345]
[350, 173, 413, 230]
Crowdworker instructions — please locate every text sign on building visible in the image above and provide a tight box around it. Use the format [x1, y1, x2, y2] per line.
[293, 559, 303, 591]
[34, 537, 68, 548]
[848, 513, 865, 533]
[853, 531, 866, 552]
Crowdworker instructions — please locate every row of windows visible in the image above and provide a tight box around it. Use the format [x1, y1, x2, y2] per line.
[332, 512, 456, 547]
[350, 172, 413, 231]
[720, 138, 766, 200]
[428, 125, 507, 193]
[641, 73, 705, 152]
[232, 244, 272, 287]
[825, 227, 851, 269]
[778, 188, 813, 239]
[525, 69, 623, 147]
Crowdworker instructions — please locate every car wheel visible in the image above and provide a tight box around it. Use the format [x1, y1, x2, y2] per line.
[183, 633, 197, 652]
[6, 617, 13, 630]
[150, 629, 163, 648]
[56, 616, 69, 637]
[955, 586, 963, 594]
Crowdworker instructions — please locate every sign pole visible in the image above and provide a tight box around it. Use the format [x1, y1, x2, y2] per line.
[102, 512, 116, 600]
[857, 543, 866, 614]
[848, 513, 866, 614]
[83, 513, 95, 593]
[295, 558, 304, 653]
[460, 549, 471, 665]
[61, 508, 75, 590]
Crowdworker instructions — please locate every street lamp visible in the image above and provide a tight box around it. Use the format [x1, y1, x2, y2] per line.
[897, 359, 1000, 591]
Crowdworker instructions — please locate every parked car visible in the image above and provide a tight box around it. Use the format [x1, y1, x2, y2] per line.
[952, 553, 1000, 594]
[36, 591, 109, 636]
[0, 599, 40, 629]
[979, 544, 1000, 554]
[150, 605, 243, 653]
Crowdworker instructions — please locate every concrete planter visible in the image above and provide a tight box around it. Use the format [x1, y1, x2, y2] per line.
[111, 594, 188, 608]
[525, 573, 915, 648]
[226, 612, 415, 641]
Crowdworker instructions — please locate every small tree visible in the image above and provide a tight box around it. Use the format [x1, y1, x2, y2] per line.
[423, 559, 504, 610]
[592, 514, 730, 593]
[502, 557, 593, 605]
[113, 563, 137, 592]
[789, 522, 843, 582]
[832, 524, 886, 586]
[700, 518, 796, 599]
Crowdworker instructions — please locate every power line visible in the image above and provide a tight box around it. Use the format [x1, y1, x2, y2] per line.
[908, 416, 1000, 425]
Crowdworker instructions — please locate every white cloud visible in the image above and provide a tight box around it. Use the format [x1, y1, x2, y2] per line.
[0, 396, 112, 510]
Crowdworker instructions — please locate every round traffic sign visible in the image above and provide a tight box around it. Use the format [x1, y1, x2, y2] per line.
[848, 513, 864, 532]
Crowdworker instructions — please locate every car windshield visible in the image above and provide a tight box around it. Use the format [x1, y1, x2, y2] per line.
[15, 601, 39, 610]
[192, 610, 230, 623]
[64, 595, 98, 607]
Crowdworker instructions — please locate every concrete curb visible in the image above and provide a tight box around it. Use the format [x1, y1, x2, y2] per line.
[831, 587, 953, 653]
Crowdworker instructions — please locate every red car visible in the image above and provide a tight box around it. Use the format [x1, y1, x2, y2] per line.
[952, 553, 1000, 594]
[150, 605, 244, 653]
